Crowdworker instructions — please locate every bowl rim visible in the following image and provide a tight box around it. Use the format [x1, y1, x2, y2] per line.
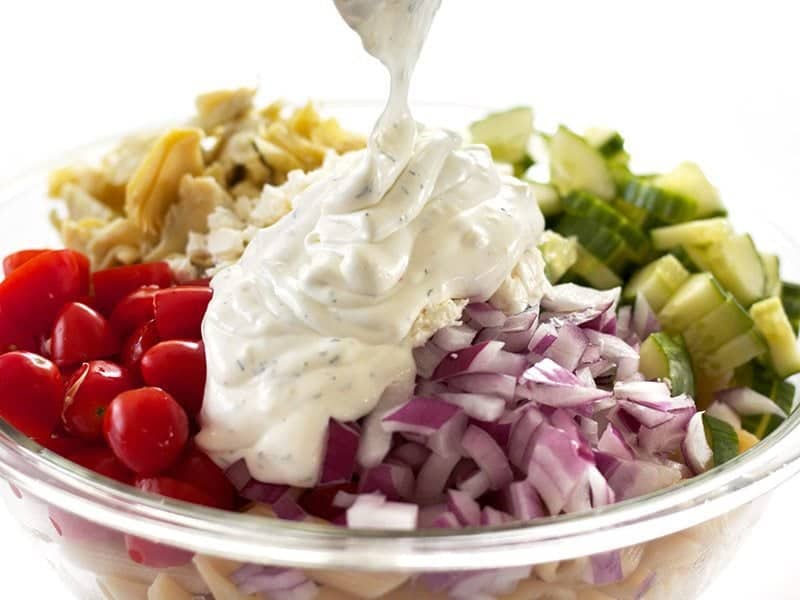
[1, 100, 799, 572]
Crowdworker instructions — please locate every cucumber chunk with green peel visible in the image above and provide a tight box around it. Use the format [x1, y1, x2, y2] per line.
[698, 329, 768, 375]
[760, 253, 781, 298]
[549, 126, 615, 200]
[584, 128, 625, 158]
[703, 413, 740, 466]
[469, 107, 533, 168]
[639, 332, 695, 396]
[561, 191, 650, 259]
[781, 281, 800, 333]
[669, 247, 701, 273]
[528, 181, 561, 217]
[568, 245, 623, 289]
[658, 273, 727, 333]
[653, 161, 725, 219]
[750, 297, 800, 378]
[682, 294, 753, 356]
[683, 244, 715, 273]
[555, 214, 631, 272]
[650, 218, 733, 251]
[538, 231, 578, 283]
[620, 178, 698, 225]
[705, 234, 766, 307]
[623, 255, 690, 312]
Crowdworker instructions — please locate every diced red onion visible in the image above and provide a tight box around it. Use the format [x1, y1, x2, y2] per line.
[504, 481, 545, 520]
[618, 400, 675, 428]
[389, 442, 431, 471]
[528, 322, 558, 353]
[382, 396, 462, 436]
[587, 465, 615, 507]
[457, 469, 491, 499]
[319, 420, 360, 485]
[575, 367, 596, 388]
[271, 580, 319, 600]
[414, 343, 449, 379]
[682, 412, 714, 474]
[461, 425, 513, 490]
[416, 452, 461, 503]
[434, 341, 527, 380]
[502, 309, 539, 332]
[417, 503, 448, 528]
[357, 381, 413, 469]
[706, 400, 742, 430]
[436, 392, 506, 422]
[508, 407, 544, 469]
[426, 410, 468, 458]
[584, 329, 639, 361]
[346, 495, 418, 530]
[332, 491, 358, 509]
[615, 356, 641, 382]
[237, 567, 308, 594]
[432, 324, 477, 352]
[465, 303, 507, 327]
[542, 283, 619, 315]
[617, 306, 632, 340]
[600, 455, 683, 501]
[359, 463, 415, 501]
[445, 372, 517, 402]
[577, 415, 599, 445]
[240, 479, 290, 504]
[716, 387, 787, 418]
[543, 323, 588, 372]
[430, 510, 462, 529]
[614, 381, 673, 408]
[633, 292, 660, 341]
[225, 459, 253, 492]
[586, 551, 624, 585]
[480, 506, 514, 526]
[272, 490, 307, 522]
[446, 489, 482, 526]
[598, 424, 635, 460]
[638, 406, 695, 454]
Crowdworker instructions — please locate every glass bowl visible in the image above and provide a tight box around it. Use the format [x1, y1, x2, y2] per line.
[1, 102, 799, 600]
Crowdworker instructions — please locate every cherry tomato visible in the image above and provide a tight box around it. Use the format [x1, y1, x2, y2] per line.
[119, 320, 160, 380]
[0, 250, 89, 353]
[0, 351, 64, 438]
[92, 262, 174, 315]
[34, 428, 90, 457]
[65, 446, 134, 484]
[125, 476, 217, 567]
[103, 387, 189, 476]
[108, 286, 159, 339]
[168, 446, 235, 510]
[140, 340, 206, 416]
[51, 302, 120, 367]
[2, 249, 50, 277]
[153, 286, 212, 340]
[62, 361, 135, 440]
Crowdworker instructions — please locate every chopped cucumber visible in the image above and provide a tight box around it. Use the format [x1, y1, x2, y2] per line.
[555, 215, 631, 272]
[698, 329, 768, 375]
[668, 247, 701, 273]
[750, 297, 800, 378]
[658, 273, 726, 333]
[650, 218, 732, 251]
[569, 244, 623, 289]
[620, 177, 698, 225]
[683, 244, 715, 273]
[761, 253, 781, 298]
[538, 231, 578, 283]
[549, 126, 615, 200]
[639, 332, 695, 396]
[653, 162, 725, 219]
[782, 281, 800, 333]
[527, 181, 562, 217]
[703, 413, 740, 466]
[682, 294, 753, 356]
[469, 107, 533, 168]
[561, 191, 650, 260]
[705, 234, 766, 307]
[623, 255, 690, 312]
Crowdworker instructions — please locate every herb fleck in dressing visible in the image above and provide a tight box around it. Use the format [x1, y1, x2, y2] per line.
[197, 0, 545, 486]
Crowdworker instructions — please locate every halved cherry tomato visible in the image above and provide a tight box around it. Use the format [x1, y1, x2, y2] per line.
[109, 286, 159, 339]
[126, 476, 216, 567]
[103, 387, 189, 476]
[140, 340, 206, 416]
[0, 351, 64, 438]
[120, 320, 160, 380]
[51, 302, 120, 367]
[62, 361, 135, 440]
[153, 286, 213, 340]
[65, 446, 134, 484]
[92, 262, 174, 315]
[0, 250, 89, 353]
[168, 446, 235, 510]
[2, 249, 51, 277]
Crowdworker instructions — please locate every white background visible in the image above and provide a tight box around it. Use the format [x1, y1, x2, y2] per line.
[1, 1, 799, 597]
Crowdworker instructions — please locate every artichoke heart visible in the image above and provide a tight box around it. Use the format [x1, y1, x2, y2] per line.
[125, 128, 204, 235]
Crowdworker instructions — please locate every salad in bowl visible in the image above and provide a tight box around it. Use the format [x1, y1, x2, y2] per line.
[1, 1, 800, 599]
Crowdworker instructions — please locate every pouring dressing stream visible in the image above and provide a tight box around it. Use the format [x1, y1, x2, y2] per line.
[197, 0, 546, 486]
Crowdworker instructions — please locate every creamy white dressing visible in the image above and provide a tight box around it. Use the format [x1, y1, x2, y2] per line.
[197, 0, 545, 486]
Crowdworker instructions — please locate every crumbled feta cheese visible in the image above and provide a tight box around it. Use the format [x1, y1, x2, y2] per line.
[490, 247, 550, 315]
[408, 298, 468, 347]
